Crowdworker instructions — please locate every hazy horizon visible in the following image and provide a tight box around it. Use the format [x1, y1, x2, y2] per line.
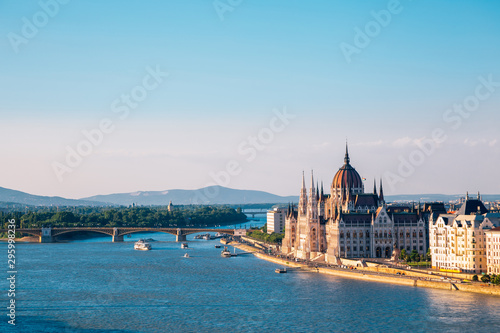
[1, 1, 499, 199]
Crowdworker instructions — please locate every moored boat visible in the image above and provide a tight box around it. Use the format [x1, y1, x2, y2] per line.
[221, 246, 232, 257]
[275, 268, 287, 274]
[181, 243, 188, 249]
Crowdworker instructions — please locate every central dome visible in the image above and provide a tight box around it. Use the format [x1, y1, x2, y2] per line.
[332, 145, 363, 191]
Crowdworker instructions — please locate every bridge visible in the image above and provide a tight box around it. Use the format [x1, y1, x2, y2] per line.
[242, 209, 268, 218]
[1, 227, 245, 243]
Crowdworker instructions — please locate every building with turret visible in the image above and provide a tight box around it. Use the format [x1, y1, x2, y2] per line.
[282, 144, 427, 262]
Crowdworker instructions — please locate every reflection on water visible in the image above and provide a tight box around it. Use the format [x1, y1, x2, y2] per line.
[3, 217, 500, 332]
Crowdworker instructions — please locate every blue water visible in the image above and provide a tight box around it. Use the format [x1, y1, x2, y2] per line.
[3, 224, 500, 332]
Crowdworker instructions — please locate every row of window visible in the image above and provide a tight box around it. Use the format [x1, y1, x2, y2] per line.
[340, 230, 424, 239]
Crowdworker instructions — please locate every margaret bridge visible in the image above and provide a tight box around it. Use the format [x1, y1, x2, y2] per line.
[0, 227, 246, 243]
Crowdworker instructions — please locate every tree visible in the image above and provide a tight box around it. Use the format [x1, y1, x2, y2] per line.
[426, 248, 431, 262]
[410, 250, 419, 262]
[481, 274, 491, 283]
[472, 275, 479, 281]
[400, 249, 407, 261]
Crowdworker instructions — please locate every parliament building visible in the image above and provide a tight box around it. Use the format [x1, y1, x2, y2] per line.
[281, 145, 428, 263]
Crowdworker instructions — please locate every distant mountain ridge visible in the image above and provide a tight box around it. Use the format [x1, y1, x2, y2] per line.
[0, 187, 107, 207]
[1, 185, 499, 208]
[82, 186, 298, 205]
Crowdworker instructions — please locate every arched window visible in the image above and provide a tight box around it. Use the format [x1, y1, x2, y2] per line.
[347, 232, 350, 239]
[406, 231, 410, 238]
[340, 232, 344, 239]
[366, 230, 370, 238]
[353, 232, 357, 238]
[400, 231, 404, 238]
[419, 231, 423, 237]
[384, 232, 387, 238]
[413, 231, 417, 238]
[359, 232, 363, 238]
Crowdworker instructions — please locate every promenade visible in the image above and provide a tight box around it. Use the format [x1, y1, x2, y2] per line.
[228, 239, 500, 297]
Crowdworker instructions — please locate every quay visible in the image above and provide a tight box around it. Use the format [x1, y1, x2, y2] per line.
[225, 239, 500, 297]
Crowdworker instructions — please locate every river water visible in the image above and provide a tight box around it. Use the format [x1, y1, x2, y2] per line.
[3, 219, 500, 332]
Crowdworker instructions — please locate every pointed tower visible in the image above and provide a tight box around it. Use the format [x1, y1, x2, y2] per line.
[344, 141, 350, 165]
[308, 171, 318, 219]
[298, 171, 308, 216]
[373, 179, 378, 195]
[379, 179, 385, 205]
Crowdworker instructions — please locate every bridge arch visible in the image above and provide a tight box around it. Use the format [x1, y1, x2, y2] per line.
[52, 229, 114, 237]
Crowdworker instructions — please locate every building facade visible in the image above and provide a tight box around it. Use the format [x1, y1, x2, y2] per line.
[485, 227, 500, 275]
[267, 208, 286, 234]
[282, 145, 427, 262]
[429, 195, 500, 274]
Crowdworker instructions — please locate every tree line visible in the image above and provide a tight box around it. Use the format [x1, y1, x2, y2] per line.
[1, 205, 247, 229]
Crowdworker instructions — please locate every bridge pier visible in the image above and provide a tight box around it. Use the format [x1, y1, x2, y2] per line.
[40, 227, 53, 243]
[112, 228, 124, 242]
[176, 228, 186, 242]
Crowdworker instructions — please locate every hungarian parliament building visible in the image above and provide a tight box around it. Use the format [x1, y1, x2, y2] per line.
[280, 144, 500, 273]
[282, 145, 435, 263]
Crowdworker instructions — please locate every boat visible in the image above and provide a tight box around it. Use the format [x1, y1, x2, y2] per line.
[194, 235, 202, 239]
[215, 232, 224, 238]
[221, 238, 230, 245]
[221, 246, 232, 257]
[183, 253, 190, 258]
[144, 238, 156, 242]
[181, 243, 188, 249]
[203, 234, 211, 240]
[134, 239, 152, 251]
[215, 244, 221, 249]
[275, 268, 287, 274]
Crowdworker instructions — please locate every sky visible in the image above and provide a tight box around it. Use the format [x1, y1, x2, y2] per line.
[1, 0, 499, 199]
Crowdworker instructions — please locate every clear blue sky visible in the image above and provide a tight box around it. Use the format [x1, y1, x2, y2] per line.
[1, 0, 499, 199]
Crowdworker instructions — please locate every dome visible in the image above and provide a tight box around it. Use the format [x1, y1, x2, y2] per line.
[332, 145, 363, 191]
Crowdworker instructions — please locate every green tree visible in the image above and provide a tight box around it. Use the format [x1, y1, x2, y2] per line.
[481, 274, 491, 283]
[472, 275, 479, 281]
[400, 249, 407, 261]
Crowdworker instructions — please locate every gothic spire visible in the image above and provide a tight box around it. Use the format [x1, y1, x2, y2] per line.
[373, 179, 377, 195]
[344, 141, 350, 165]
[379, 178, 384, 203]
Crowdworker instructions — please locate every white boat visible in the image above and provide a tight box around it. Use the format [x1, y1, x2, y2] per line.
[221, 246, 232, 257]
[203, 234, 211, 240]
[183, 253, 190, 258]
[181, 243, 188, 249]
[134, 239, 152, 251]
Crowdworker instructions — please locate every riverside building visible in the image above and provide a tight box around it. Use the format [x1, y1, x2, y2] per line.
[429, 194, 500, 274]
[281, 144, 427, 263]
[267, 208, 286, 234]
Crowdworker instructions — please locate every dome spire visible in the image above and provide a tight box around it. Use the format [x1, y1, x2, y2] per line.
[344, 140, 350, 164]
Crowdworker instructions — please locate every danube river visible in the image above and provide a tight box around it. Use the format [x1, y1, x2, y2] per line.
[4, 223, 500, 332]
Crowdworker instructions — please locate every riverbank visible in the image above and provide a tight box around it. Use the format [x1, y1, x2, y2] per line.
[228, 240, 500, 297]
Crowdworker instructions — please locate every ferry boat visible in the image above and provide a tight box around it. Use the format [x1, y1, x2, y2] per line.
[221, 246, 232, 258]
[134, 239, 152, 251]
[181, 243, 188, 249]
[275, 268, 287, 274]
